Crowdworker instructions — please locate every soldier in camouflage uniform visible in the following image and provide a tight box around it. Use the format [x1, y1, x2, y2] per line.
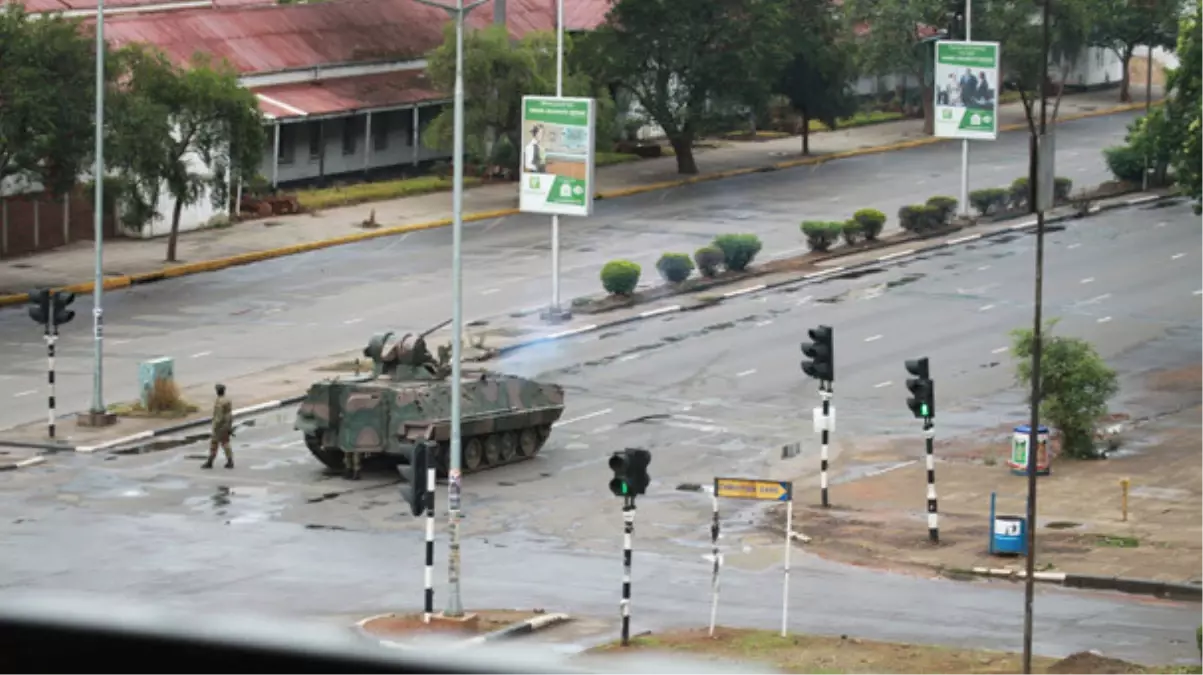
[202, 383, 234, 469]
[345, 448, 361, 480]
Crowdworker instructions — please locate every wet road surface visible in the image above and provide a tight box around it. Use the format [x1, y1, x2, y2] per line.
[0, 196, 1199, 664]
[0, 113, 1139, 429]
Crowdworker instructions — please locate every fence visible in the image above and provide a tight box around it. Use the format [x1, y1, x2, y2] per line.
[0, 188, 119, 259]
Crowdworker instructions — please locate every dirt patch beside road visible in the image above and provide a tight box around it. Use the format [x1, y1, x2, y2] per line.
[359, 608, 545, 640]
[582, 627, 1191, 674]
[779, 390, 1202, 583]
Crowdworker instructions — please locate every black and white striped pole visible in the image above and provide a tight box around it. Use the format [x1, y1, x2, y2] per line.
[620, 496, 635, 646]
[801, 325, 835, 508]
[924, 418, 939, 543]
[423, 443, 437, 623]
[905, 358, 938, 543]
[707, 490, 721, 637]
[819, 383, 833, 508]
[46, 312, 58, 439]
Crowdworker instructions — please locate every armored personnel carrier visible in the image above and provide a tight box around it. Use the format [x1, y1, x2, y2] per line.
[295, 323, 565, 479]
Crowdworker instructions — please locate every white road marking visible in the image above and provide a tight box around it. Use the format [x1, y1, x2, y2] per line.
[916, 179, 927, 185]
[554, 408, 613, 427]
[795, 295, 813, 306]
[191, 351, 211, 358]
[979, 304, 995, 311]
[723, 284, 766, 299]
[877, 249, 915, 262]
[804, 266, 845, 279]
[736, 369, 757, 378]
[108, 339, 131, 346]
[1156, 221, 1167, 228]
[481, 288, 500, 295]
[1171, 253, 1185, 260]
[1097, 316, 1113, 323]
[977, 265, 991, 271]
[265, 308, 282, 314]
[991, 346, 1009, 354]
[617, 353, 643, 362]
[1127, 195, 1159, 205]
[1067, 243, 1081, 249]
[1010, 220, 1037, 231]
[829, 195, 842, 202]
[1080, 277, 1095, 284]
[864, 334, 883, 343]
[639, 305, 680, 319]
[754, 320, 773, 327]
[1081, 293, 1111, 305]
[590, 424, 616, 435]
[343, 318, 363, 325]
[873, 381, 892, 388]
[13, 389, 36, 398]
[675, 414, 716, 423]
[946, 234, 981, 245]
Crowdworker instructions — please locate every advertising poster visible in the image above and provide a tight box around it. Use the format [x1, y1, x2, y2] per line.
[519, 96, 596, 217]
[933, 41, 1001, 140]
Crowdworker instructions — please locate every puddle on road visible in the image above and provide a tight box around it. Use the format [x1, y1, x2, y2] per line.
[828, 267, 886, 282]
[817, 272, 926, 304]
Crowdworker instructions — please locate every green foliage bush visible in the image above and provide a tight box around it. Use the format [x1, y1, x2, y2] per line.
[897, 205, 924, 233]
[926, 195, 958, 224]
[655, 252, 695, 283]
[921, 205, 945, 229]
[841, 219, 864, 246]
[969, 188, 1008, 216]
[694, 246, 725, 277]
[1103, 144, 1146, 183]
[853, 208, 886, 241]
[1053, 177, 1073, 203]
[600, 260, 641, 296]
[800, 221, 842, 252]
[1009, 177, 1030, 211]
[712, 234, 763, 272]
[296, 175, 482, 210]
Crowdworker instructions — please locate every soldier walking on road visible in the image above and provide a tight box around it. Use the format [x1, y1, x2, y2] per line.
[203, 384, 234, 470]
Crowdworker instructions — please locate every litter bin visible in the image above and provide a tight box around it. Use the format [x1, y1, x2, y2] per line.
[991, 515, 1028, 556]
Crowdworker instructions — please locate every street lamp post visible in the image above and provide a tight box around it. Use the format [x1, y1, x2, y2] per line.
[958, 0, 973, 218]
[411, 0, 486, 619]
[1021, 0, 1052, 672]
[542, 0, 570, 323]
[91, 0, 107, 421]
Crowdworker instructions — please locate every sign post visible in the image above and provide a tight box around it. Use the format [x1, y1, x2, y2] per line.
[713, 477, 795, 637]
[933, 41, 1001, 141]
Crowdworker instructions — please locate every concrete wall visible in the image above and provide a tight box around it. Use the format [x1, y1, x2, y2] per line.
[1059, 46, 1125, 88]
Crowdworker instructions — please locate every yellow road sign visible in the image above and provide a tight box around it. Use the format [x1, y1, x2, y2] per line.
[714, 477, 793, 502]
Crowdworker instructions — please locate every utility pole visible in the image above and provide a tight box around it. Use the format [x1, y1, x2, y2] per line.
[959, 0, 973, 217]
[412, 0, 487, 618]
[91, 0, 107, 421]
[543, 0, 570, 322]
[1022, 0, 1052, 671]
[1142, 17, 1155, 191]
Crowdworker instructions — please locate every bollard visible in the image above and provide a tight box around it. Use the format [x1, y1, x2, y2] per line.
[1120, 477, 1130, 522]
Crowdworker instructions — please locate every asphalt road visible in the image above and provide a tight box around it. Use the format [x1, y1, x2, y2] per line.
[0, 112, 1139, 431]
[0, 198, 1198, 665]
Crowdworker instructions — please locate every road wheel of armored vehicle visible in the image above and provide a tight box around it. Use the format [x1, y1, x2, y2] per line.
[497, 431, 518, 463]
[482, 434, 502, 467]
[464, 437, 485, 471]
[303, 434, 346, 470]
[517, 428, 539, 457]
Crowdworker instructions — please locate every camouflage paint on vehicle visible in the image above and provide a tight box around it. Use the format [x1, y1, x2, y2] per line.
[295, 324, 565, 478]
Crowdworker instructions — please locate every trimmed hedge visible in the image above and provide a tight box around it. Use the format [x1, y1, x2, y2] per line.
[600, 260, 641, 296]
[853, 208, 886, 241]
[1104, 144, 1145, 183]
[841, 219, 864, 246]
[712, 233, 763, 272]
[969, 187, 1008, 215]
[694, 246, 724, 277]
[656, 252, 695, 283]
[801, 220, 842, 252]
[1054, 177, 1073, 202]
[926, 196, 958, 225]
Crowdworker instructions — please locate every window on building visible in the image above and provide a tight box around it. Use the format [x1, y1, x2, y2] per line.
[342, 117, 358, 156]
[277, 124, 296, 165]
[308, 121, 322, 160]
[373, 112, 389, 152]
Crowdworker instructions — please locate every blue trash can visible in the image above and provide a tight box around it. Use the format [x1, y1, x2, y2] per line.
[991, 515, 1028, 556]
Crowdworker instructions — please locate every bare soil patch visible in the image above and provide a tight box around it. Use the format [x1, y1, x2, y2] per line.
[359, 608, 544, 640]
[584, 627, 1188, 674]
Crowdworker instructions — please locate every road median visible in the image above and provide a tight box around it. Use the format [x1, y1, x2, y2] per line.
[0, 99, 1157, 309]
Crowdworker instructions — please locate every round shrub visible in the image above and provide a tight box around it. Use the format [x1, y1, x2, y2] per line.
[898, 204, 927, 233]
[801, 220, 841, 252]
[1054, 177, 1073, 203]
[922, 205, 945, 229]
[655, 252, 695, 283]
[926, 196, 958, 224]
[1104, 144, 1145, 183]
[1010, 177, 1030, 211]
[969, 187, 1007, 216]
[600, 259, 641, 296]
[853, 208, 886, 241]
[712, 233, 763, 272]
[841, 219, 864, 246]
[694, 246, 725, 277]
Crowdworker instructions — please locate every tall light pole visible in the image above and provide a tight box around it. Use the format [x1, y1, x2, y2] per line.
[542, 0, 569, 323]
[1021, 0, 1051, 671]
[412, 0, 486, 618]
[959, 0, 973, 218]
[91, 0, 107, 422]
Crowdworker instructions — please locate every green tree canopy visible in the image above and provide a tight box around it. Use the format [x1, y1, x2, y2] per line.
[1087, 0, 1182, 102]
[1165, 0, 1200, 208]
[0, 4, 108, 196]
[775, 0, 859, 155]
[109, 47, 265, 261]
[424, 24, 615, 172]
[1010, 319, 1119, 459]
[582, 0, 793, 174]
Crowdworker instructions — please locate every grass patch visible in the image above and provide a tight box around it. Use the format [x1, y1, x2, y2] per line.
[108, 378, 198, 419]
[295, 175, 483, 211]
[1000, 90, 1023, 105]
[596, 151, 642, 167]
[1096, 534, 1140, 548]
[810, 110, 906, 132]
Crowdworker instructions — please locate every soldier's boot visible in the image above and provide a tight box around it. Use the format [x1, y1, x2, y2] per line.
[224, 458, 234, 469]
[201, 456, 214, 470]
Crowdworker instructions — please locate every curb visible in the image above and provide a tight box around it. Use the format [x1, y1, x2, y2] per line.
[357, 612, 572, 651]
[0, 101, 1159, 309]
[966, 567, 1202, 602]
[0, 455, 47, 472]
[494, 191, 1178, 357]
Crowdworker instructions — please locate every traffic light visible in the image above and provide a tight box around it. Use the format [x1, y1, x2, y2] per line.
[52, 291, 76, 326]
[905, 357, 935, 419]
[398, 441, 432, 517]
[608, 448, 651, 497]
[27, 289, 50, 326]
[800, 325, 834, 382]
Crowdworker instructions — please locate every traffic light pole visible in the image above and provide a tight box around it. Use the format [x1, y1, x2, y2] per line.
[620, 496, 635, 647]
[708, 491, 720, 637]
[924, 418, 938, 543]
[46, 312, 58, 439]
[819, 384, 832, 508]
[423, 446, 436, 625]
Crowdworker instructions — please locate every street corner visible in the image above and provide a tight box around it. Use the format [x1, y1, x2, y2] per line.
[355, 609, 572, 649]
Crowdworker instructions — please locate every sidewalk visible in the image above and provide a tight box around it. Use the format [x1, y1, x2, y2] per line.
[0, 88, 1155, 300]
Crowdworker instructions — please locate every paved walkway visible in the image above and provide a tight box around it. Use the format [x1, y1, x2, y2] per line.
[0, 88, 1150, 294]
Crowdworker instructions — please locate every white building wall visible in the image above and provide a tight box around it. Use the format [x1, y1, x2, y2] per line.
[1059, 46, 1125, 88]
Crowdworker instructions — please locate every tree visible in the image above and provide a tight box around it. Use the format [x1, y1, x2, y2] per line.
[0, 4, 105, 196]
[583, 0, 793, 174]
[1165, 0, 1201, 209]
[1009, 320, 1119, 459]
[1088, 0, 1181, 102]
[775, 0, 859, 155]
[842, 0, 949, 134]
[424, 24, 615, 173]
[109, 48, 265, 262]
